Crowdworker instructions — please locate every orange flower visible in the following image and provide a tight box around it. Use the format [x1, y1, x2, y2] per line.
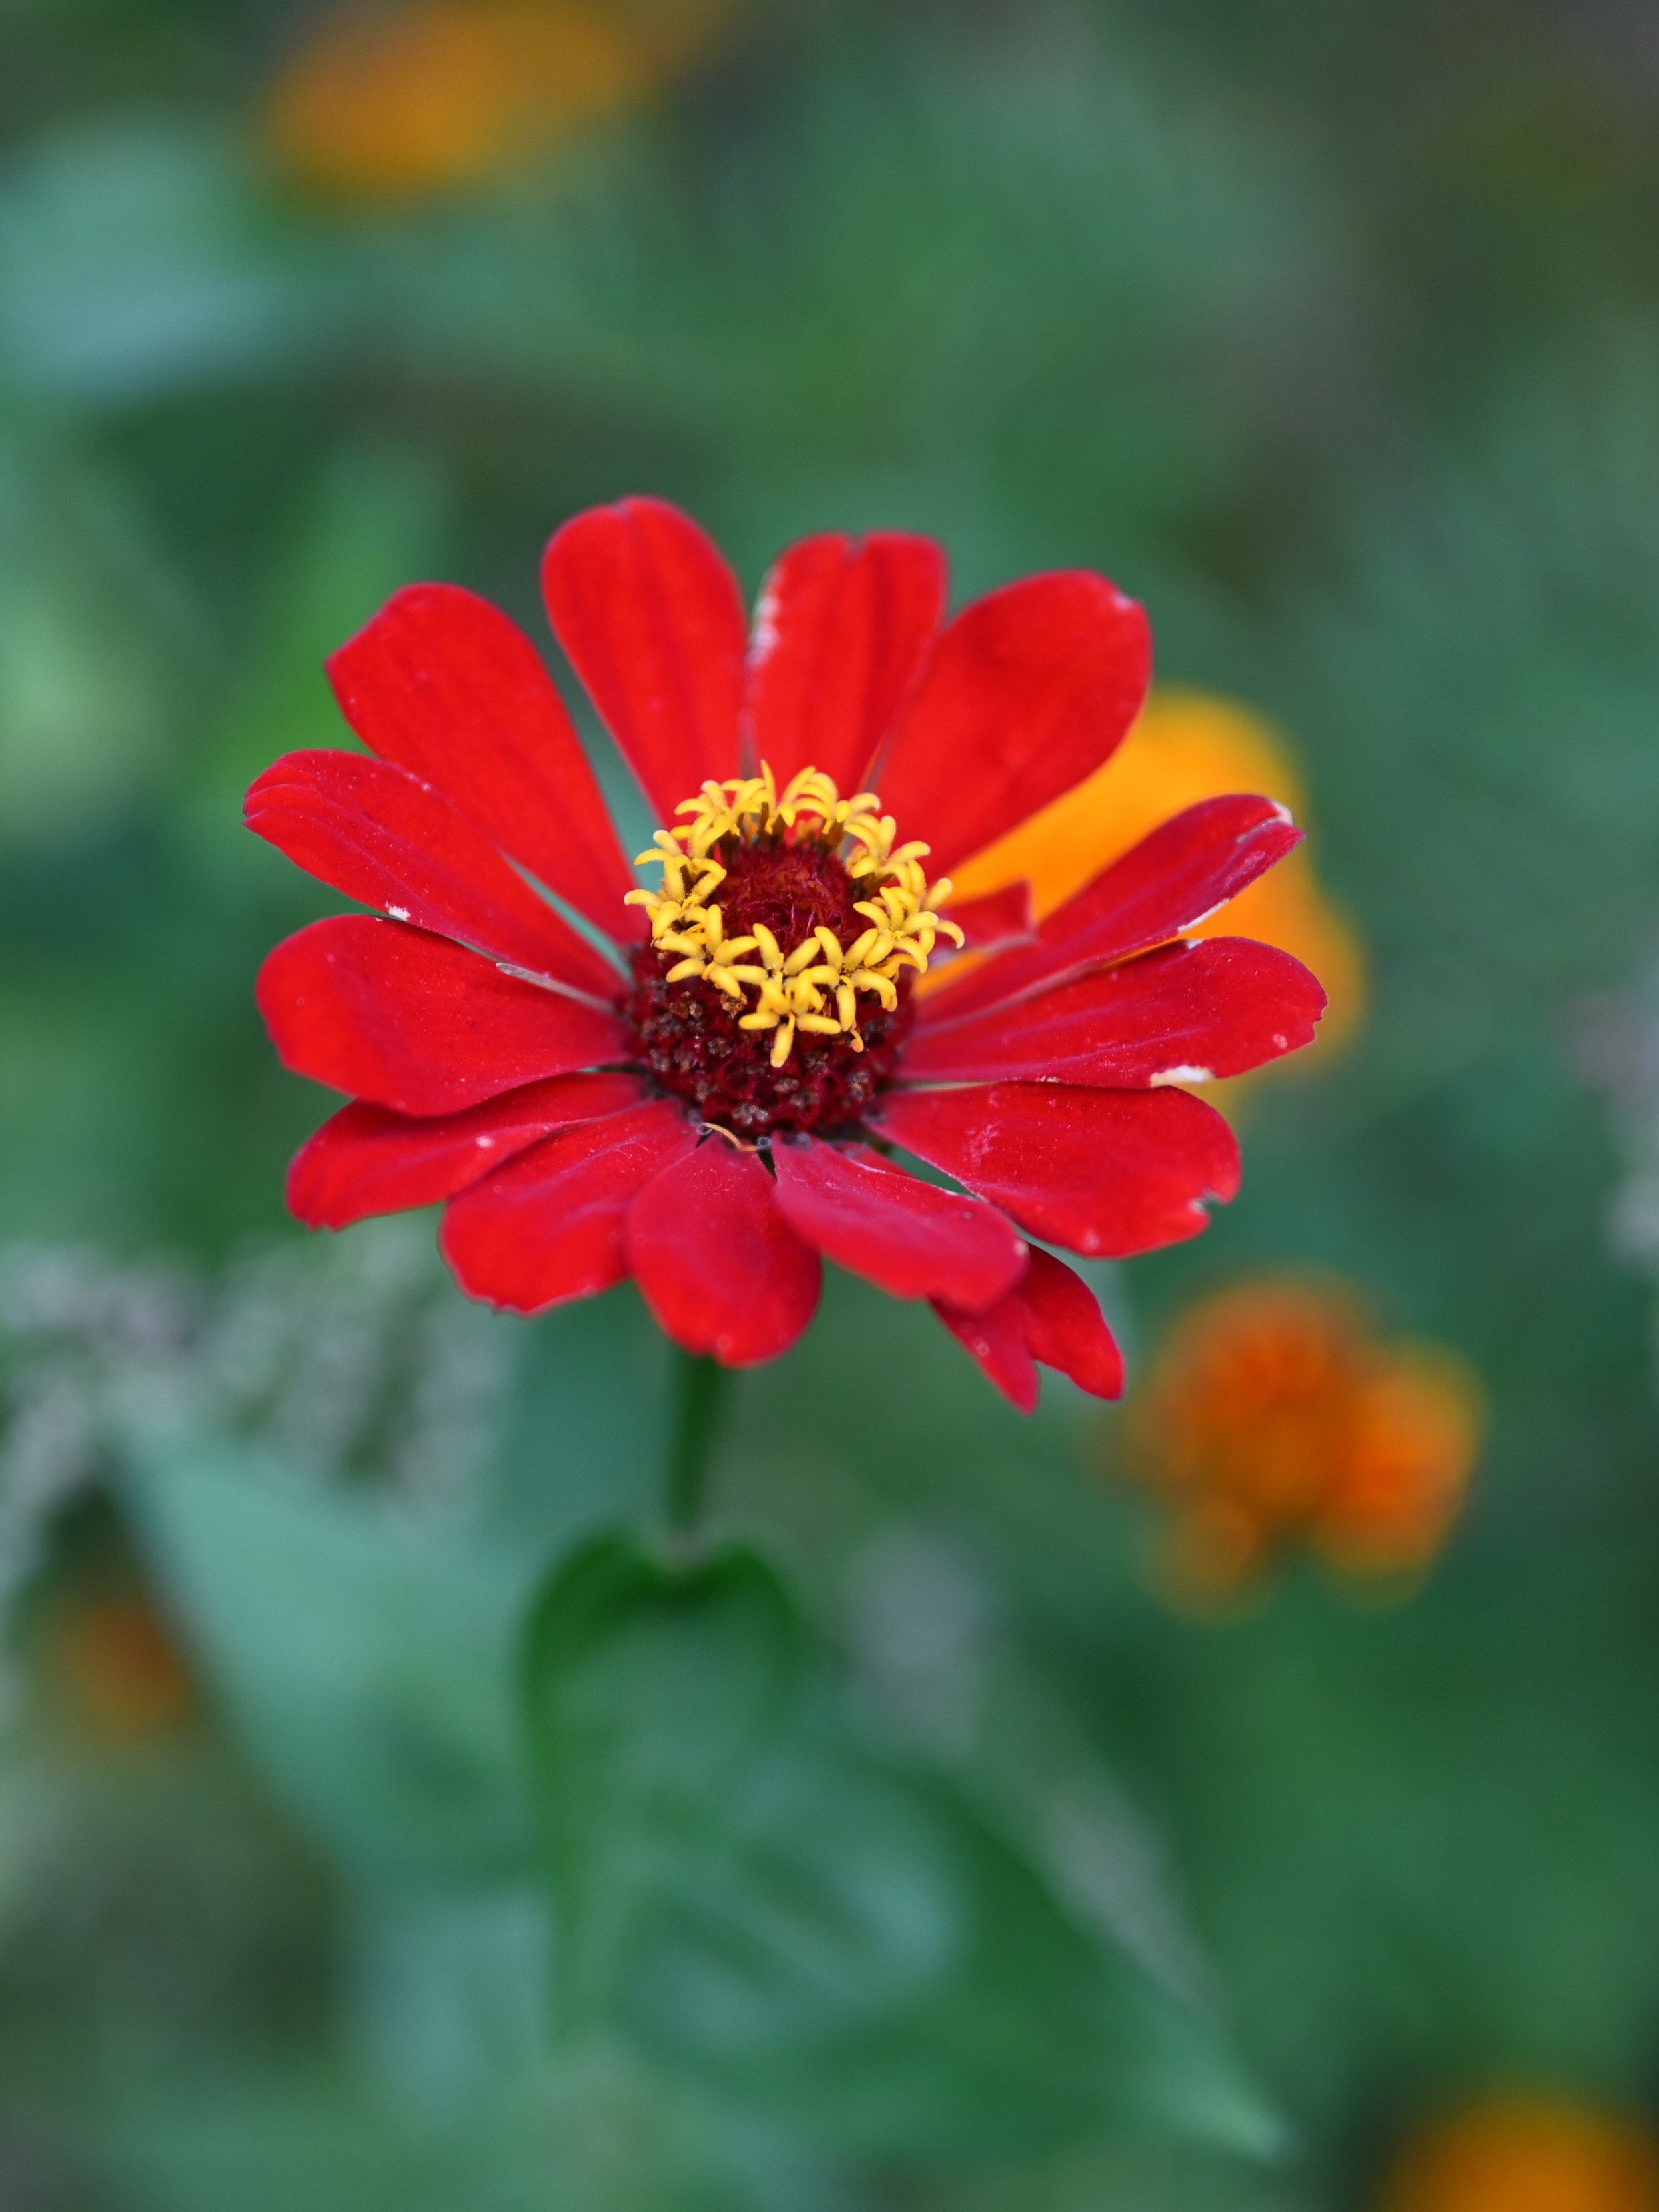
[268, 0, 732, 201]
[46, 1588, 194, 1744]
[951, 688, 1365, 1061]
[1384, 2098, 1659, 2212]
[1126, 1275, 1481, 1598]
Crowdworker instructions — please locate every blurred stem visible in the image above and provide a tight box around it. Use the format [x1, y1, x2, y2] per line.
[665, 1349, 730, 1540]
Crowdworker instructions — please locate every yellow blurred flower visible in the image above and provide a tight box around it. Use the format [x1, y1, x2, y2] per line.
[951, 687, 1365, 1061]
[45, 1587, 194, 1746]
[1384, 2098, 1659, 2212]
[268, 0, 732, 201]
[1125, 1275, 1482, 1600]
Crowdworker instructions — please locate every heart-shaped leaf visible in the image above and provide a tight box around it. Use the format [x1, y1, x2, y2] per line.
[522, 1534, 1278, 2159]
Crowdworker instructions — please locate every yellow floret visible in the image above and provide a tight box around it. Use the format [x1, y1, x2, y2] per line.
[628, 762, 963, 1065]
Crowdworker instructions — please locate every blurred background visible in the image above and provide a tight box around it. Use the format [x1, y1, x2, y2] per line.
[4, 0, 1659, 2205]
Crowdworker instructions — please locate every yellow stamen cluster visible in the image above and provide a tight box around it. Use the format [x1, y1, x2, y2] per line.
[626, 764, 964, 1068]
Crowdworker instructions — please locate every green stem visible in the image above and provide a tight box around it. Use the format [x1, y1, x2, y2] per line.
[664, 1348, 731, 1539]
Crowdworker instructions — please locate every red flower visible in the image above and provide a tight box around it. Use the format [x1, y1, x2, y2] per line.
[250, 500, 1325, 1404]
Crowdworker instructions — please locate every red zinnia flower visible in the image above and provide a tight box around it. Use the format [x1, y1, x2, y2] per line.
[250, 500, 1325, 1404]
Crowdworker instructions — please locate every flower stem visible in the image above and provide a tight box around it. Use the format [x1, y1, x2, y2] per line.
[664, 1349, 731, 1540]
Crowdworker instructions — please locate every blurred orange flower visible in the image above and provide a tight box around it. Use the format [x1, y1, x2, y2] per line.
[47, 1588, 194, 1745]
[269, 0, 732, 201]
[1384, 2098, 1659, 2212]
[1126, 1275, 1482, 1598]
[951, 687, 1365, 1061]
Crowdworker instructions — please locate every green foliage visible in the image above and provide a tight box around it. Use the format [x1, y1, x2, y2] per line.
[522, 1533, 1277, 2159]
[125, 1436, 535, 1884]
[0, 429, 194, 845]
[3, 0, 1659, 2203]
[0, 123, 322, 407]
[110, 1279, 665, 1887]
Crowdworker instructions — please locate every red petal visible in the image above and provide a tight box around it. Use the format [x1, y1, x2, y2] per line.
[543, 498, 746, 827]
[247, 750, 621, 997]
[872, 572, 1151, 877]
[442, 1100, 696, 1315]
[927, 794, 1303, 1027]
[257, 916, 628, 1117]
[770, 1138, 1027, 1309]
[943, 880, 1038, 957]
[931, 1295, 1039, 1414]
[745, 532, 945, 792]
[625, 1139, 821, 1366]
[327, 584, 639, 942]
[1011, 1249, 1123, 1400]
[873, 1082, 1239, 1259]
[922, 882, 1040, 997]
[901, 938, 1326, 1087]
[287, 1072, 646, 1229]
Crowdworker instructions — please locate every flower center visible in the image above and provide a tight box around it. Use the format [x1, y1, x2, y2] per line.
[624, 765, 961, 1137]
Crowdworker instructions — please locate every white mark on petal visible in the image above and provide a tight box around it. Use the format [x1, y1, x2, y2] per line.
[1149, 1064, 1214, 1086]
[750, 568, 784, 668]
[386, 904, 410, 921]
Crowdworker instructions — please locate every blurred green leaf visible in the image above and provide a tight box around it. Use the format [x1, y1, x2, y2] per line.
[121, 1435, 534, 1886]
[478, 1281, 667, 1555]
[93, 2041, 849, 2212]
[525, 1536, 802, 2024]
[111, 1286, 668, 1885]
[0, 428, 195, 845]
[0, 123, 324, 405]
[524, 1534, 1277, 2158]
[188, 444, 450, 859]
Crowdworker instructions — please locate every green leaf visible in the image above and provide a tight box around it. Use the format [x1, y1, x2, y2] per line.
[184, 442, 448, 868]
[524, 1536, 802, 2022]
[0, 123, 322, 406]
[111, 1281, 666, 1887]
[483, 1291, 666, 1554]
[0, 430, 194, 848]
[91, 2040, 843, 2212]
[121, 1436, 534, 1886]
[522, 1536, 1278, 2159]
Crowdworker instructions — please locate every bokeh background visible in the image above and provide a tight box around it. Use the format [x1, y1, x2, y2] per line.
[5, 1, 1659, 2206]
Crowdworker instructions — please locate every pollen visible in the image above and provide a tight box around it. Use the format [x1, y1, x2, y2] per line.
[627, 765, 963, 1070]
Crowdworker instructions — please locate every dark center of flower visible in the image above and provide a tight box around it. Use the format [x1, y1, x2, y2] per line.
[625, 940, 915, 1137]
[710, 837, 866, 950]
[620, 764, 959, 1139]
